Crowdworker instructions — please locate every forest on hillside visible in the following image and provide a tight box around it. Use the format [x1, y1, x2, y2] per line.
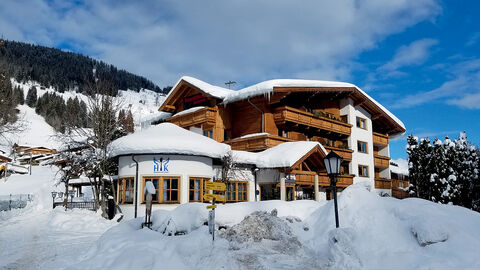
[0, 40, 171, 95]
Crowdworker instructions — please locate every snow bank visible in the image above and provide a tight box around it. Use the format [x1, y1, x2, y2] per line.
[109, 123, 231, 159]
[69, 185, 480, 270]
[305, 184, 480, 269]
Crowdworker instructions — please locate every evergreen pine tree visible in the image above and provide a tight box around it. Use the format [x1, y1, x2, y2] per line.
[125, 110, 134, 133]
[428, 138, 447, 203]
[26, 86, 38, 107]
[406, 135, 420, 197]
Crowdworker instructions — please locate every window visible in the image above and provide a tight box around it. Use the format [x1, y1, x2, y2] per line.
[163, 177, 179, 202]
[142, 177, 180, 203]
[358, 165, 369, 177]
[225, 182, 248, 202]
[189, 177, 210, 202]
[203, 129, 213, 138]
[356, 117, 367, 130]
[119, 178, 134, 204]
[223, 130, 229, 141]
[357, 141, 368, 153]
[143, 178, 160, 202]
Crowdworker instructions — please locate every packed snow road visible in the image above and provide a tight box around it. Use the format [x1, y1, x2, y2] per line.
[0, 206, 115, 270]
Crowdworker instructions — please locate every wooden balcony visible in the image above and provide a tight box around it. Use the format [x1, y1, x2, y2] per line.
[273, 106, 351, 136]
[295, 172, 354, 188]
[392, 188, 409, 199]
[374, 154, 390, 168]
[226, 134, 292, 152]
[166, 107, 217, 128]
[373, 132, 389, 146]
[374, 178, 392, 189]
[324, 145, 353, 161]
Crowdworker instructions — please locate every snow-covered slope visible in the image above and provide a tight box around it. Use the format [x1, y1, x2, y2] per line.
[69, 184, 480, 270]
[0, 105, 60, 151]
[11, 79, 166, 129]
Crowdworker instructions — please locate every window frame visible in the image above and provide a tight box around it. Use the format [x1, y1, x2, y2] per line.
[358, 165, 369, 177]
[203, 129, 213, 138]
[356, 117, 367, 130]
[119, 177, 135, 204]
[357, 140, 368, 154]
[142, 176, 181, 204]
[189, 177, 210, 202]
[225, 181, 248, 203]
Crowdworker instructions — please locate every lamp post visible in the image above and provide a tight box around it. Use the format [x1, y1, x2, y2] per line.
[68, 190, 75, 206]
[323, 151, 343, 228]
[51, 191, 57, 209]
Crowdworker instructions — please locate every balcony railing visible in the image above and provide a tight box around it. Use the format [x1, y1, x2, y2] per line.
[166, 107, 217, 128]
[273, 106, 352, 136]
[392, 188, 409, 199]
[374, 154, 390, 168]
[373, 132, 389, 146]
[226, 134, 293, 152]
[374, 178, 392, 189]
[323, 145, 353, 161]
[294, 172, 354, 188]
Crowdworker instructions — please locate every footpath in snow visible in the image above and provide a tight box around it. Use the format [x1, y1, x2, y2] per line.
[0, 166, 117, 270]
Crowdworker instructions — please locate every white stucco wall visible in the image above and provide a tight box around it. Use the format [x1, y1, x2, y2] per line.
[340, 98, 375, 189]
[118, 154, 214, 216]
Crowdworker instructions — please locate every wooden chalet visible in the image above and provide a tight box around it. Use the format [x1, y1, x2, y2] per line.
[154, 76, 407, 200]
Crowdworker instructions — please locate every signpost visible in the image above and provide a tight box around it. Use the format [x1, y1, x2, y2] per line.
[203, 182, 226, 242]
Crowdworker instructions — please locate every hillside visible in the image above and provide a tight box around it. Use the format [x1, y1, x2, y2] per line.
[0, 40, 170, 95]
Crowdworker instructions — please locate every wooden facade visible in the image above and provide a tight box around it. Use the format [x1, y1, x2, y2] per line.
[159, 77, 406, 200]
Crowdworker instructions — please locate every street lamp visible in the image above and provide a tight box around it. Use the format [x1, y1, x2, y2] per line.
[323, 151, 342, 228]
[51, 191, 57, 209]
[68, 190, 75, 205]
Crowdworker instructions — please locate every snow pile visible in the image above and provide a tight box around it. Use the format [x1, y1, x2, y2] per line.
[221, 210, 302, 254]
[109, 123, 231, 159]
[305, 185, 480, 269]
[151, 203, 208, 235]
[67, 185, 480, 269]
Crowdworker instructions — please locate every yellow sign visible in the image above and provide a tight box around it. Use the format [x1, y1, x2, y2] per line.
[203, 193, 225, 201]
[206, 205, 217, 209]
[205, 182, 226, 191]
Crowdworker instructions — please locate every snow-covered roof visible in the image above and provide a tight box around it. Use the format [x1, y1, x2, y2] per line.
[167, 77, 405, 134]
[109, 123, 231, 159]
[390, 158, 409, 176]
[233, 141, 327, 168]
[171, 106, 205, 117]
[168, 76, 234, 100]
[223, 79, 355, 104]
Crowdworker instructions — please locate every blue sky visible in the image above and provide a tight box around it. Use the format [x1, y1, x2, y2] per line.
[1, 0, 479, 159]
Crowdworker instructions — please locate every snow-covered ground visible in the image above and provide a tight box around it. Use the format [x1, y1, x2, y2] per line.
[0, 165, 117, 270]
[2, 167, 480, 270]
[68, 185, 480, 270]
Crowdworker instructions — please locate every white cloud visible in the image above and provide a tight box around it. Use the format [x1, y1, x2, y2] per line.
[0, 0, 441, 87]
[391, 59, 480, 109]
[379, 39, 438, 73]
[448, 92, 480, 109]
